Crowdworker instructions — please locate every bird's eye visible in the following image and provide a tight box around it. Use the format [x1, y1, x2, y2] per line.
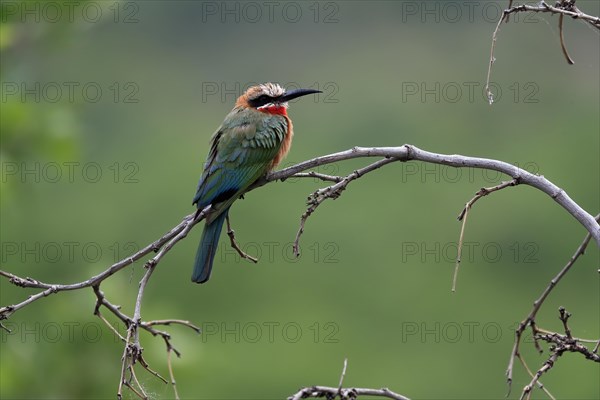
[248, 94, 274, 108]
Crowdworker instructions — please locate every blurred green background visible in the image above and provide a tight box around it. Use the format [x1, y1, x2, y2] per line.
[1, 1, 598, 399]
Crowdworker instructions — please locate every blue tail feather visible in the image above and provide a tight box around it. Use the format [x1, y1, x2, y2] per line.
[192, 208, 229, 283]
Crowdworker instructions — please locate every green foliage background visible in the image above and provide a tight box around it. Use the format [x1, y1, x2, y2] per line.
[1, 1, 598, 399]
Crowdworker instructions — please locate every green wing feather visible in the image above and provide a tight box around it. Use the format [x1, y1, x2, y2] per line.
[193, 107, 288, 222]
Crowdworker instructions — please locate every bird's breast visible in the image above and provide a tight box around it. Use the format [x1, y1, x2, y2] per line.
[270, 115, 293, 169]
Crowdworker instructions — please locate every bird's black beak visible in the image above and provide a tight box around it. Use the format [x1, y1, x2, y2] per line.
[279, 88, 322, 102]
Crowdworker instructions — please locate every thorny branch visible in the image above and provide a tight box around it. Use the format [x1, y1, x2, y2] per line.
[1, 145, 599, 398]
[485, 0, 600, 104]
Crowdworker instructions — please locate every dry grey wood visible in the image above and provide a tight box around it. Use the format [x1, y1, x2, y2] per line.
[485, 0, 600, 103]
[258, 145, 599, 246]
[506, 215, 600, 396]
[1, 144, 598, 399]
[288, 386, 410, 400]
[2, 144, 598, 323]
[287, 358, 410, 400]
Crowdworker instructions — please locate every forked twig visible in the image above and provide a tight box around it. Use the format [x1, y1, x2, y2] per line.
[520, 308, 599, 400]
[453, 179, 519, 291]
[485, 0, 599, 103]
[2, 145, 598, 398]
[506, 214, 600, 394]
[293, 157, 398, 256]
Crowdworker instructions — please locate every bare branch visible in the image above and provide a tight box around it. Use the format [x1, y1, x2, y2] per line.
[506, 215, 600, 393]
[536, 332, 600, 363]
[1, 145, 598, 398]
[516, 355, 555, 400]
[485, 0, 600, 103]
[253, 146, 599, 246]
[520, 308, 600, 400]
[292, 157, 396, 256]
[0, 208, 208, 321]
[520, 350, 560, 400]
[117, 263, 154, 399]
[288, 359, 410, 400]
[288, 386, 410, 400]
[453, 179, 519, 291]
[457, 179, 519, 222]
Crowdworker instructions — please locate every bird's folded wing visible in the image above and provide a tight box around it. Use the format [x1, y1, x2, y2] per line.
[193, 117, 287, 210]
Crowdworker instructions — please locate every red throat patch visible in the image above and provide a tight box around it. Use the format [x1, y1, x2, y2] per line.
[259, 105, 288, 116]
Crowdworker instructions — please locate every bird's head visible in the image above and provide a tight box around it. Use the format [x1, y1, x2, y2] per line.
[236, 83, 321, 115]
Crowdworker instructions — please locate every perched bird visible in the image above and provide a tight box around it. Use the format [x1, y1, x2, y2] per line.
[192, 83, 321, 283]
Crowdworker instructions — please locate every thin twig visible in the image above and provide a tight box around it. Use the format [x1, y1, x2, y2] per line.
[485, 0, 599, 103]
[0, 209, 208, 321]
[293, 157, 398, 256]
[456, 180, 519, 222]
[145, 319, 202, 333]
[520, 308, 600, 400]
[128, 365, 148, 400]
[225, 215, 258, 263]
[536, 326, 597, 343]
[118, 257, 161, 398]
[93, 285, 132, 327]
[516, 354, 555, 400]
[122, 380, 146, 400]
[292, 171, 344, 182]
[166, 345, 180, 400]
[453, 203, 469, 293]
[558, 13, 575, 65]
[558, 306, 572, 339]
[485, 9, 505, 104]
[118, 328, 134, 399]
[138, 353, 168, 384]
[337, 358, 348, 394]
[520, 350, 560, 400]
[453, 179, 519, 291]
[118, 222, 202, 399]
[96, 309, 127, 342]
[506, 214, 600, 393]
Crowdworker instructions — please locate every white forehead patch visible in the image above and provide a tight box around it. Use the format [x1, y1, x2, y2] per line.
[259, 83, 285, 97]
